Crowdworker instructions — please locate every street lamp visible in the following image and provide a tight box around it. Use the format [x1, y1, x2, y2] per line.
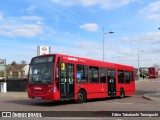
[137, 48, 144, 80]
[103, 28, 114, 61]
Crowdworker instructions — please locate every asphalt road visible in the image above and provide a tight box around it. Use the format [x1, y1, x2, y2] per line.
[0, 77, 160, 119]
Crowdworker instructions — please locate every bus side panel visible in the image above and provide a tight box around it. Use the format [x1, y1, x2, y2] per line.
[86, 83, 108, 99]
[116, 81, 135, 97]
[116, 66, 136, 97]
[74, 83, 108, 100]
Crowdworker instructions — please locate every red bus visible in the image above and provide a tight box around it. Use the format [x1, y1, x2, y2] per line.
[148, 67, 158, 78]
[27, 54, 135, 103]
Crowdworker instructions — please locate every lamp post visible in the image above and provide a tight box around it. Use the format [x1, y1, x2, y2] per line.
[103, 28, 114, 61]
[137, 48, 144, 80]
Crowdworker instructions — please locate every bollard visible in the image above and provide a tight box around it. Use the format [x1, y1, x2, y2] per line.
[0, 82, 7, 93]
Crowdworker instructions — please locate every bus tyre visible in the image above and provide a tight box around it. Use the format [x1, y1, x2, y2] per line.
[76, 90, 86, 103]
[120, 88, 125, 99]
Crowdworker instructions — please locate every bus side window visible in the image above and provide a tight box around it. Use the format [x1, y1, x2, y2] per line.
[107, 70, 111, 80]
[100, 67, 106, 83]
[76, 64, 88, 82]
[118, 70, 124, 83]
[130, 71, 134, 81]
[89, 66, 99, 83]
[125, 71, 130, 84]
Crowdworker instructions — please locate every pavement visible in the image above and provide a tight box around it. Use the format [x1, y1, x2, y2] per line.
[136, 77, 160, 102]
[0, 92, 28, 98]
[143, 93, 160, 102]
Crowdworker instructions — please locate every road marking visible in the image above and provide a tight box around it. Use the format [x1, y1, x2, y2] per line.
[145, 81, 150, 82]
[145, 80, 160, 83]
[103, 102, 133, 105]
[114, 102, 133, 105]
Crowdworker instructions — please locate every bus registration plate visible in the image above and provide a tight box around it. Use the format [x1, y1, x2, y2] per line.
[35, 96, 41, 100]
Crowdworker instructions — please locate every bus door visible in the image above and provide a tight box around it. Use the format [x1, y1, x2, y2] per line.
[60, 63, 74, 99]
[107, 69, 116, 97]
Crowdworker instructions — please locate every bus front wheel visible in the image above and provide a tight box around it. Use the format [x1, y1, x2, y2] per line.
[76, 90, 86, 103]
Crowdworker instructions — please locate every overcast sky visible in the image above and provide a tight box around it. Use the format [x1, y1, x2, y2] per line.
[0, 0, 160, 68]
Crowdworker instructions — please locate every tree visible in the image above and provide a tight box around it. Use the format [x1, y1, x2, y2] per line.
[21, 60, 27, 65]
[11, 61, 17, 66]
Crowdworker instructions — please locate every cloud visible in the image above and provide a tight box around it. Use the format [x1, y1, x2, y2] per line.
[21, 16, 44, 25]
[108, 31, 160, 67]
[0, 14, 47, 37]
[51, 0, 101, 6]
[21, 16, 43, 21]
[140, 1, 160, 13]
[51, 0, 137, 10]
[0, 13, 4, 22]
[133, 32, 160, 44]
[100, 0, 137, 10]
[0, 24, 43, 37]
[120, 31, 160, 45]
[26, 5, 37, 12]
[145, 13, 160, 21]
[80, 23, 99, 32]
[0, 16, 3, 22]
[140, 1, 160, 21]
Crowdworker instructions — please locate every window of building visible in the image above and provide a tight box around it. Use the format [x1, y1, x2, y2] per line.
[89, 66, 99, 83]
[125, 71, 130, 83]
[100, 67, 106, 83]
[118, 70, 124, 83]
[76, 64, 88, 82]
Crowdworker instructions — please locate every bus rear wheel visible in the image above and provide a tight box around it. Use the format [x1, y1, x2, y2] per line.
[120, 88, 125, 99]
[76, 90, 86, 103]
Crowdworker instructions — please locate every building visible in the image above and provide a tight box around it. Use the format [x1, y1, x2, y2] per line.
[0, 64, 29, 79]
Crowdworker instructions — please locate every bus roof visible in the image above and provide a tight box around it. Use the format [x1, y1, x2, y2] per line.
[33, 53, 134, 69]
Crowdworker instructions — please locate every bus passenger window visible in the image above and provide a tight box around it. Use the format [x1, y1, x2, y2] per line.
[118, 70, 124, 83]
[125, 71, 130, 83]
[76, 64, 88, 82]
[89, 66, 99, 83]
[100, 68, 106, 83]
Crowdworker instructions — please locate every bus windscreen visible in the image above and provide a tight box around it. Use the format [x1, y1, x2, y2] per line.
[29, 56, 54, 84]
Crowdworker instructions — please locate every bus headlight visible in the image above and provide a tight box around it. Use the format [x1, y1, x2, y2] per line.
[53, 87, 56, 93]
